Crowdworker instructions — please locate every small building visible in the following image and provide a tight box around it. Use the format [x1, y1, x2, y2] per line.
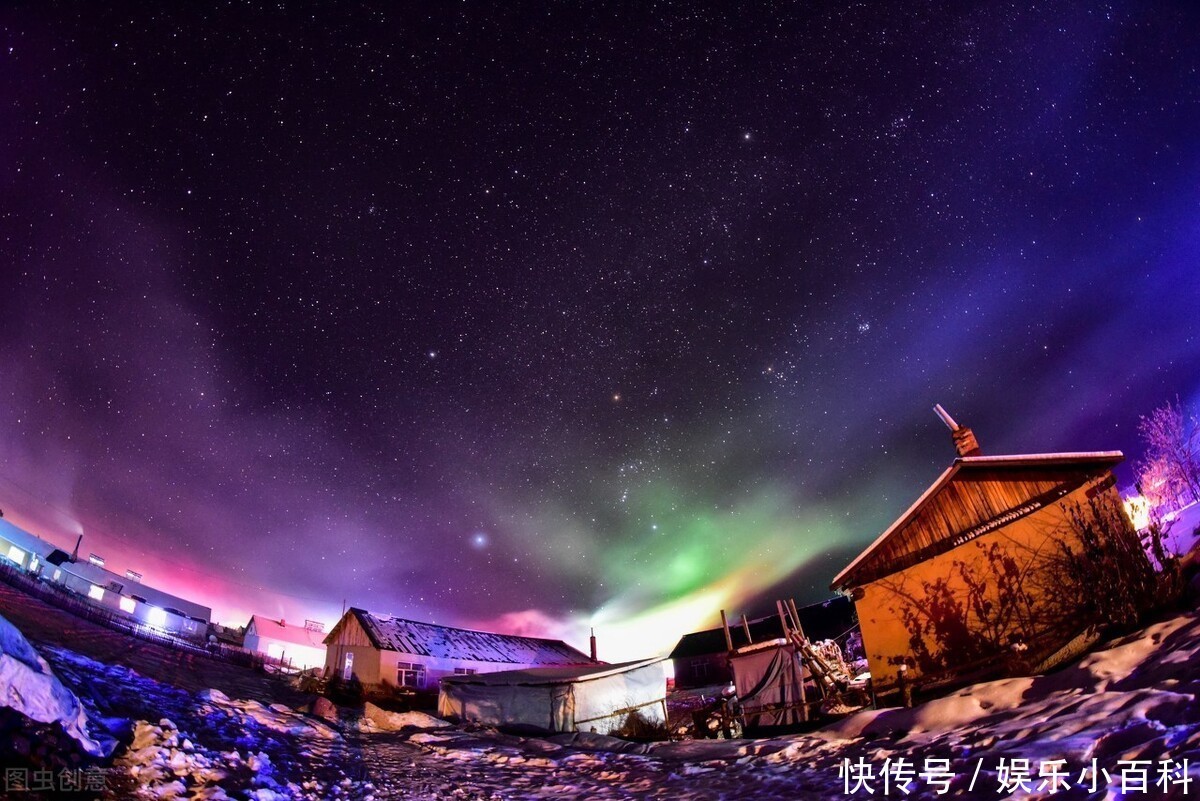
[324, 607, 595, 691]
[439, 657, 668, 735]
[831, 408, 1154, 693]
[43, 551, 212, 640]
[668, 596, 858, 689]
[243, 616, 327, 670]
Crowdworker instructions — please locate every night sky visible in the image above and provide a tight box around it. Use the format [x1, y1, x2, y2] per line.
[1, 3, 1198, 661]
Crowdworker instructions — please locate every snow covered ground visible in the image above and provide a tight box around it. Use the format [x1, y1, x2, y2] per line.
[2, 600, 1196, 799]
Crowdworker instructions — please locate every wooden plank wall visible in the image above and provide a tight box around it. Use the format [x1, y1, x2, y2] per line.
[858, 467, 1104, 581]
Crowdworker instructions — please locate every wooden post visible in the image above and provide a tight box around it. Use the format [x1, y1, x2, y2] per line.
[741, 614, 753, 644]
[898, 665, 912, 708]
[787, 598, 807, 642]
[720, 609, 734, 652]
[778, 600, 808, 721]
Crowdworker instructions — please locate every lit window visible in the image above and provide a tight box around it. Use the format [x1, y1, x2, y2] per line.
[52, 569, 62, 581]
[397, 661, 427, 688]
[88, 584, 105, 602]
[6, 545, 25, 566]
[119, 597, 136, 614]
[147, 607, 168, 628]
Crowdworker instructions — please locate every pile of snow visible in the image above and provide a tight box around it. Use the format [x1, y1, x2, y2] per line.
[0, 612, 112, 757]
[198, 688, 340, 740]
[360, 702, 451, 732]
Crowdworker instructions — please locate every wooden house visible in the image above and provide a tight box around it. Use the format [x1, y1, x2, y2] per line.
[668, 596, 857, 689]
[831, 408, 1153, 692]
[323, 607, 595, 691]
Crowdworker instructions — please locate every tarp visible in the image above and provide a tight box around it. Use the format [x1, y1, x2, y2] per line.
[730, 640, 811, 729]
[438, 657, 667, 735]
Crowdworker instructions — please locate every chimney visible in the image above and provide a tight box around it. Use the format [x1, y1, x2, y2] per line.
[279, 619, 286, 627]
[589, 628, 597, 662]
[70, 535, 83, 563]
[933, 404, 982, 458]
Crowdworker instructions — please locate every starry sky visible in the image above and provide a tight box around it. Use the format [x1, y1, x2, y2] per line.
[1, 2, 1198, 661]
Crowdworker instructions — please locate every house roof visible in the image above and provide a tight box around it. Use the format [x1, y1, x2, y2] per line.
[247, 616, 327, 649]
[439, 657, 666, 687]
[53, 559, 212, 621]
[831, 451, 1123, 591]
[331, 608, 594, 666]
[668, 596, 858, 660]
[0, 520, 59, 560]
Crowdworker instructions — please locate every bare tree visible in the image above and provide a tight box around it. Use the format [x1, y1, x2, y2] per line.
[1136, 397, 1200, 508]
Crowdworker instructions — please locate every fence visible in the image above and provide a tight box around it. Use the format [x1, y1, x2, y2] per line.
[0, 560, 266, 670]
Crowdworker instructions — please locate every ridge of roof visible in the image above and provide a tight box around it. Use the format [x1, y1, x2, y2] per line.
[830, 450, 1124, 591]
[355, 607, 574, 645]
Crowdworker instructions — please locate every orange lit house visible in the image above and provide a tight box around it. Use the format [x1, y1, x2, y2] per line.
[831, 407, 1154, 693]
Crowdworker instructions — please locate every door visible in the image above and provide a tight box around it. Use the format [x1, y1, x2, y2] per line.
[343, 651, 354, 681]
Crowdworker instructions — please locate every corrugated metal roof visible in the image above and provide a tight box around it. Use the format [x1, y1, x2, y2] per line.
[349, 608, 593, 665]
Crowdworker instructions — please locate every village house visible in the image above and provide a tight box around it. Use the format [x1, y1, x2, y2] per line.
[324, 607, 595, 691]
[243, 615, 327, 670]
[668, 596, 858, 689]
[1, 519, 212, 640]
[831, 407, 1154, 693]
[0, 518, 57, 574]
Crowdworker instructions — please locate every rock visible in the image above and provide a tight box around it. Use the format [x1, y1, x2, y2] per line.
[307, 696, 339, 721]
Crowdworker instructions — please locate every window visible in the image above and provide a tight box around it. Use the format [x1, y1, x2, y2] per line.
[87, 584, 105, 602]
[119, 597, 137, 614]
[397, 661, 427, 688]
[52, 569, 62, 581]
[690, 659, 710, 680]
[343, 652, 354, 681]
[6, 545, 25, 566]
[453, 668, 477, 675]
[146, 607, 168, 628]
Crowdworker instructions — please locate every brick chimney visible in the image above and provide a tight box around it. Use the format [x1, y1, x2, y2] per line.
[933, 404, 982, 458]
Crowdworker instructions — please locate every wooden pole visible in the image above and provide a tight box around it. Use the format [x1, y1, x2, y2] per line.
[777, 600, 808, 721]
[787, 598, 808, 642]
[741, 614, 753, 644]
[775, 600, 790, 639]
[720, 609, 734, 652]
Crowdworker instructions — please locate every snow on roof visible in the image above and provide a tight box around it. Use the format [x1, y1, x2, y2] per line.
[439, 657, 666, 686]
[56, 559, 212, 621]
[345, 608, 593, 665]
[0, 519, 59, 560]
[248, 616, 327, 648]
[831, 450, 1124, 590]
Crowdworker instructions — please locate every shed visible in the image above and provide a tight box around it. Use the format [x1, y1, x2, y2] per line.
[729, 639, 812, 733]
[832, 413, 1154, 692]
[668, 596, 857, 688]
[438, 657, 668, 735]
[324, 607, 595, 691]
